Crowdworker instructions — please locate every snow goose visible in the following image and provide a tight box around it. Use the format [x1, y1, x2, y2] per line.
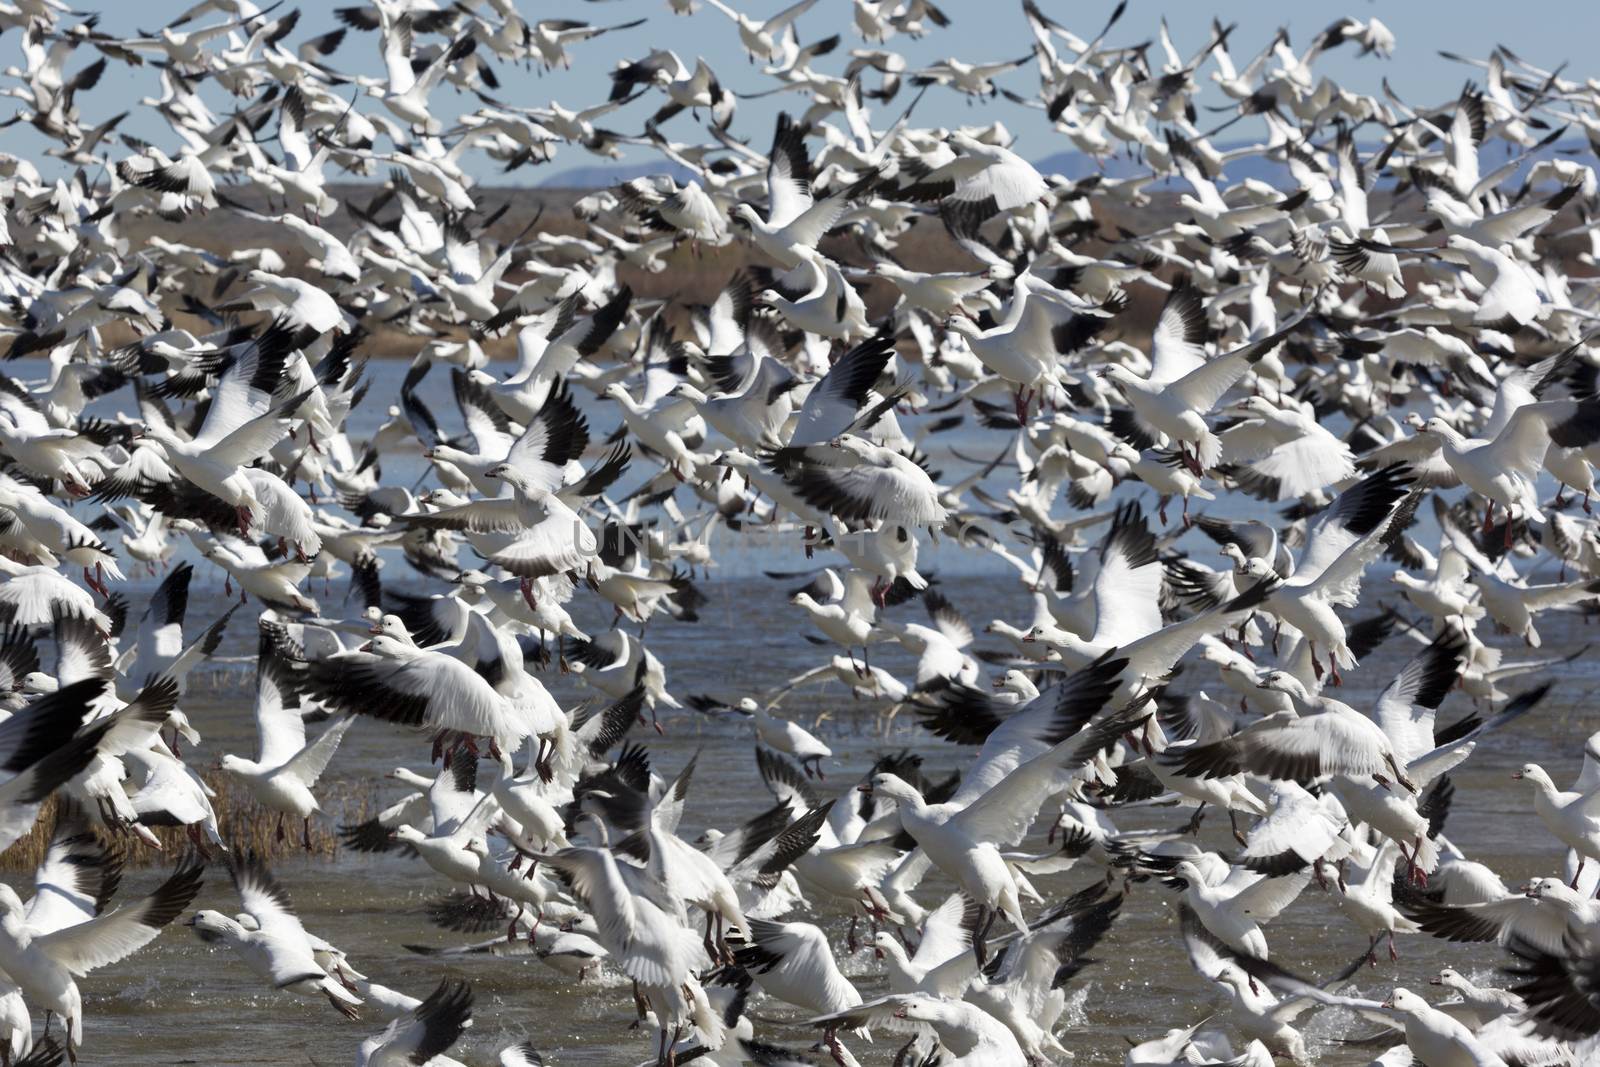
[0, 411, 98, 497]
[1098, 309, 1309, 473]
[1330, 838, 1423, 964]
[1503, 933, 1600, 1040]
[418, 370, 518, 496]
[958, 886, 1121, 1062]
[0, 477, 122, 595]
[786, 330, 897, 448]
[528, 14, 646, 70]
[732, 917, 861, 1016]
[602, 382, 705, 479]
[1511, 763, 1600, 885]
[867, 722, 1112, 955]
[231, 269, 347, 334]
[944, 280, 1115, 419]
[735, 111, 874, 270]
[303, 619, 530, 768]
[671, 345, 795, 453]
[689, 696, 831, 778]
[535, 846, 721, 1063]
[608, 48, 735, 129]
[0, 680, 121, 854]
[1027, 502, 1192, 670]
[187, 852, 362, 1019]
[871, 261, 995, 317]
[1177, 903, 1354, 1064]
[120, 740, 226, 855]
[192, 531, 317, 614]
[903, 129, 1045, 213]
[1429, 968, 1525, 1026]
[758, 248, 870, 340]
[769, 436, 948, 528]
[616, 175, 728, 245]
[1443, 233, 1547, 328]
[355, 979, 472, 1067]
[1384, 986, 1524, 1067]
[809, 992, 1027, 1067]
[1229, 463, 1416, 681]
[787, 567, 879, 670]
[0, 860, 203, 1059]
[119, 321, 312, 535]
[562, 629, 680, 717]
[1321, 630, 1471, 883]
[869, 892, 976, 993]
[1466, 569, 1600, 648]
[220, 626, 352, 849]
[881, 589, 979, 690]
[407, 463, 598, 586]
[480, 287, 633, 419]
[699, 0, 818, 62]
[619, 754, 752, 959]
[1418, 398, 1600, 539]
[1217, 394, 1357, 501]
[1229, 779, 1347, 876]
[1168, 134, 1310, 241]
[1162, 853, 1310, 961]
[1165, 666, 1424, 797]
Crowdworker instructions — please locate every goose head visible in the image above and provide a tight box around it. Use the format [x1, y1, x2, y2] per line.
[183, 909, 242, 943]
[869, 929, 901, 961]
[1382, 988, 1425, 1013]
[387, 767, 434, 790]
[889, 995, 940, 1023]
[218, 752, 254, 777]
[1417, 417, 1459, 441]
[1095, 363, 1138, 387]
[996, 669, 1039, 699]
[671, 382, 708, 405]
[360, 633, 413, 657]
[864, 771, 920, 806]
[20, 672, 56, 694]
[1430, 968, 1466, 989]
[1237, 557, 1276, 582]
[1525, 877, 1569, 902]
[1109, 442, 1142, 465]
[1225, 395, 1278, 420]
[1258, 670, 1309, 701]
[1511, 762, 1554, 789]
[369, 613, 414, 643]
[942, 315, 979, 338]
[1211, 969, 1249, 994]
[1164, 859, 1205, 891]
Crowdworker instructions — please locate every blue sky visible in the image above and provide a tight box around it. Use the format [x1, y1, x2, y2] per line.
[19, 1, 1600, 185]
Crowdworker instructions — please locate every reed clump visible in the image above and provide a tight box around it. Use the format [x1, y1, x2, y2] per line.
[0, 771, 375, 873]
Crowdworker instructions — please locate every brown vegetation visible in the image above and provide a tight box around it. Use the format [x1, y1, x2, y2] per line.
[0, 771, 375, 873]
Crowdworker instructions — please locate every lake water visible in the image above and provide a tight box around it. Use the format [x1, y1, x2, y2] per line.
[5, 359, 1600, 1063]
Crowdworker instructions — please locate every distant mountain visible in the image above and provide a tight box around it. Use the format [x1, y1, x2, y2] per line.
[539, 159, 698, 190]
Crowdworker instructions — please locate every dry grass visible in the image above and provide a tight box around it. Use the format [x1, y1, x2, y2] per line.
[0, 771, 376, 873]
